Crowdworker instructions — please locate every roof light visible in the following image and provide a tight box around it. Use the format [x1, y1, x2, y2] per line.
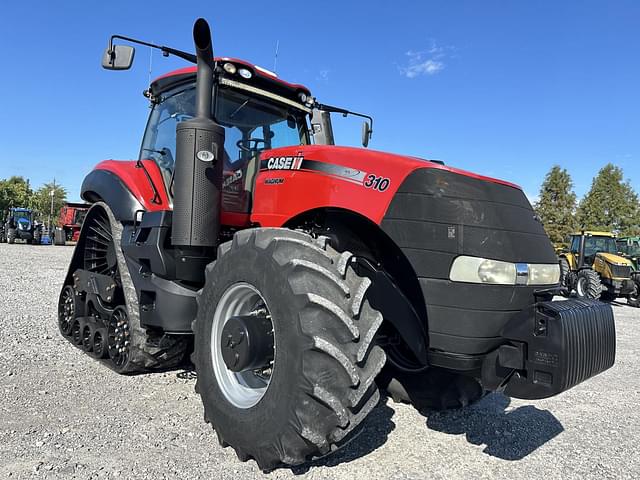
[238, 68, 252, 79]
[223, 62, 237, 74]
[298, 92, 308, 103]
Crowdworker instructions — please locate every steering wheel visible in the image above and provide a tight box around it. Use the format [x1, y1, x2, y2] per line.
[236, 138, 266, 152]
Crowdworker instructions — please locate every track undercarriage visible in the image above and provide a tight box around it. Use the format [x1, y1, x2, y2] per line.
[58, 205, 187, 373]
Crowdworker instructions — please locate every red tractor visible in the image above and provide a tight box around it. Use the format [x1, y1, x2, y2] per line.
[58, 19, 616, 471]
[54, 202, 89, 245]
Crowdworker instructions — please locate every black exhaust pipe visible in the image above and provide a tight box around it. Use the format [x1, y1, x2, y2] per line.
[172, 18, 225, 279]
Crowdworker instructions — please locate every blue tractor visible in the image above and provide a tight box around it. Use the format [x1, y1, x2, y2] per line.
[0, 208, 42, 244]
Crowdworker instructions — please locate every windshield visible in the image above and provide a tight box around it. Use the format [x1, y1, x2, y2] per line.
[583, 237, 618, 256]
[618, 239, 640, 256]
[13, 210, 31, 221]
[139, 85, 309, 178]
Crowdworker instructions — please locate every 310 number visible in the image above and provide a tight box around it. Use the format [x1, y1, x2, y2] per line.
[364, 174, 390, 192]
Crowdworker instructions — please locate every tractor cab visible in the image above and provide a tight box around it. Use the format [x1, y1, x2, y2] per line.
[568, 231, 620, 267]
[617, 236, 640, 271]
[140, 60, 312, 214]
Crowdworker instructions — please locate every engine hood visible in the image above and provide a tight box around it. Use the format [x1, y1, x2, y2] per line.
[597, 252, 634, 266]
[288, 145, 522, 190]
[253, 145, 526, 227]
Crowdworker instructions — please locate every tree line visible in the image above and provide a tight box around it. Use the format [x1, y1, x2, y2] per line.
[0, 176, 68, 223]
[534, 163, 640, 245]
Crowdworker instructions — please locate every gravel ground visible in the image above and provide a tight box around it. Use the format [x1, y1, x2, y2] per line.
[1, 243, 638, 479]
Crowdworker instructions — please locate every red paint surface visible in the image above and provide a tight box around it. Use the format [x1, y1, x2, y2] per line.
[152, 57, 310, 93]
[92, 160, 251, 227]
[251, 145, 522, 227]
[94, 160, 170, 211]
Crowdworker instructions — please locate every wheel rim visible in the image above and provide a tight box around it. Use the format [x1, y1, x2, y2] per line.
[211, 282, 275, 409]
[59, 286, 76, 335]
[108, 307, 131, 368]
[577, 277, 587, 297]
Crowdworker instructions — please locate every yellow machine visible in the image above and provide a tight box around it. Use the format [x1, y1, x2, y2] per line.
[558, 231, 637, 304]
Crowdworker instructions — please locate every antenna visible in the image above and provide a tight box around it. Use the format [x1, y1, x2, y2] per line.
[148, 42, 153, 85]
[273, 39, 280, 73]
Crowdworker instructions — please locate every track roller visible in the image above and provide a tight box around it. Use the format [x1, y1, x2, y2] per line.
[82, 324, 94, 352]
[92, 327, 109, 359]
[71, 319, 82, 346]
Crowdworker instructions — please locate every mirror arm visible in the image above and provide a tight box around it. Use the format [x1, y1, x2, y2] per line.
[108, 35, 197, 64]
[315, 102, 373, 137]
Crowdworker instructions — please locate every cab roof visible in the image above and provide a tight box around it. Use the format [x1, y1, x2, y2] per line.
[573, 231, 616, 237]
[150, 57, 311, 101]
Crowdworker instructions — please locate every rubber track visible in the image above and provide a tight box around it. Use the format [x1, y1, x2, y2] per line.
[60, 203, 186, 374]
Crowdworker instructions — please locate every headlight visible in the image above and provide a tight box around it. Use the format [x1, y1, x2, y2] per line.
[223, 62, 237, 74]
[450, 256, 560, 285]
[528, 263, 561, 285]
[238, 68, 252, 79]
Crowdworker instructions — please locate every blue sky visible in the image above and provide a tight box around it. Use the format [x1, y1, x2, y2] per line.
[0, 1, 638, 203]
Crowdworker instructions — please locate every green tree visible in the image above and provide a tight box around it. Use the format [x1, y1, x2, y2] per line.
[576, 163, 640, 235]
[534, 166, 577, 245]
[0, 176, 33, 213]
[31, 182, 68, 224]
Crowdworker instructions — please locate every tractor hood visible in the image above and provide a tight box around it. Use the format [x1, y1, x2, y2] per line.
[253, 145, 524, 227]
[597, 252, 634, 267]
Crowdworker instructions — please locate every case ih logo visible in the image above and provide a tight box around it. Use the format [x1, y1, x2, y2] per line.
[265, 156, 304, 170]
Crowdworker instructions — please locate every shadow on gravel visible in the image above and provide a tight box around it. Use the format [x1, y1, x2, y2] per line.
[424, 393, 563, 460]
[291, 398, 396, 474]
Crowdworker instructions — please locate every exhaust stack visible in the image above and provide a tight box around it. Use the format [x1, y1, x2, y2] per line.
[172, 19, 225, 263]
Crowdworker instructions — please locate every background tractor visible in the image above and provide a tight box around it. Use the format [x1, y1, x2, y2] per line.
[616, 236, 640, 307]
[559, 231, 636, 304]
[0, 207, 42, 244]
[54, 202, 89, 245]
[57, 19, 616, 471]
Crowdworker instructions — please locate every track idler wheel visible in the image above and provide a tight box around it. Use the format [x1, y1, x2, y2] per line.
[58, 285, 79, 336]
[92, 327, 109, 359]
[108, 306, 131, 370]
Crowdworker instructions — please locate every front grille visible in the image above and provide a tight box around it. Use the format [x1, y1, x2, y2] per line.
[610, 264, 632, 278]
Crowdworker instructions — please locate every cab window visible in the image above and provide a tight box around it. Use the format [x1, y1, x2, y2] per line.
[139, 85, 309, 205]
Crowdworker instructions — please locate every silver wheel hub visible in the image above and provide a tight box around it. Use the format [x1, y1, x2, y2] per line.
[211, 282, 274, 409]
[577, 277, 586, 296]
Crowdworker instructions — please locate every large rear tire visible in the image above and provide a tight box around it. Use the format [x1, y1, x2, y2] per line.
[193, 228, 386, 470]
[7, 228, 16, 244]
[54, 228, 66, 246]
[575, 268, 602, 300]
[628, 274, 640, 308]
[559, 257, 571, 297]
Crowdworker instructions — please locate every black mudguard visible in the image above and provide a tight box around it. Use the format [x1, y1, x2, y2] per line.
[81, 170, 144, 223]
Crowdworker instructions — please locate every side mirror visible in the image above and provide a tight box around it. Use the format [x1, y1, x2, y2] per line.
[361, 121, 372, 148]
[102, 45, 135, 70]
